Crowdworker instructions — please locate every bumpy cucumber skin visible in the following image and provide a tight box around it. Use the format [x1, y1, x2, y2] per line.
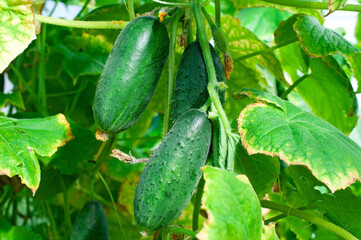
[93, 16, 169, 134]
[70, 200, 108, 240]
[171, 41, 225, 123]
[134, 109, 212, 230]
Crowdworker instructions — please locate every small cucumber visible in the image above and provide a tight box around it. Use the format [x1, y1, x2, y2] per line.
[70, 200, 108, 240]
[93, 16, 169, 136]
[134, 109, 212, 230]
[171, 41, 225, 123]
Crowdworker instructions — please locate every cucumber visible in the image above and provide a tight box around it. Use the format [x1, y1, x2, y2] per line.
[70, 200, 108, 240]
[93, 16, 169, 136]
[171, 41, 225, 123]
[133, 109, 212, 230]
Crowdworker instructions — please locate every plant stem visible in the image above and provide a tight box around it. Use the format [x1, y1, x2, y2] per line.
[264, 213, 287, 225]
[10, 193, 17, 225]
[163, 9, 184, 137]
[192, 177, 205, 232]
[167, 226, 198, 238]
[261, 0, 361, 12]
[280, 74, 309, 99]
[38, 24, 48, 115]
[153, 0, 191, 6]
[97, 172, 126, 238]
[34, 14, 129, 29]
[44, 201, 59, 239]
[91, 135, 116, 175]
[233, 39, 297, 63]
[67, 80, 88, 116]
[127, 0, 135, 20]
[192, 0, 231, 135]
[261, 200, 358, 240]
[215, 0, 220, 26]
[75, 0, 91, 18]
[59, 178, 72, 237]
[201, 7, 216, 28]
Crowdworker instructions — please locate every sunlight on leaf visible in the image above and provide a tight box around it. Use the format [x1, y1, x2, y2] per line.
[0, 114, 73, 194]
[0, 217, 43, 239]
[0, 0, 36, 73]
[236, 89, 361, 192]
[197, 166, 262, 240]
[328, 0, 348, 15]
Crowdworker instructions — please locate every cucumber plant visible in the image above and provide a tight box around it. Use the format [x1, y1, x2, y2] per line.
[2, 0, 361, 240]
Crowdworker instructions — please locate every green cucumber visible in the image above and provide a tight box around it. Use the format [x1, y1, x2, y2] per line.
[93, 16, 169, 136]
[171, 41, 225, 123]
[134, 109, 212, 230]
[70, 200, 108, 240]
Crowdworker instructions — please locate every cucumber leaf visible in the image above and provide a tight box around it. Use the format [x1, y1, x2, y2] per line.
[0, 217, 43, 240]
[197, 166, 262, 240]
[290, 15, 361, 92]
[236, 88, 361, 192]
[0, 114, 73, 194]
[222, 16, 286, 85]
[0, 0, 36, 73]
[0, 91, 24, 110]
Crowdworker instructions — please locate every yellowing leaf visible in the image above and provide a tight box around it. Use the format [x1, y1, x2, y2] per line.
[0, 0, 36, 73]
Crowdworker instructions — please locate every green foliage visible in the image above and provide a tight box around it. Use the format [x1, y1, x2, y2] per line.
[1, 0, 361, 239]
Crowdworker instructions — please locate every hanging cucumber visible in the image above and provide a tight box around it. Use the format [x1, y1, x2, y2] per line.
[133, 109, 212, 230]
[70, 200, 109, 240]
[93, 16, 169, 140]
[171, 41, 225, 123]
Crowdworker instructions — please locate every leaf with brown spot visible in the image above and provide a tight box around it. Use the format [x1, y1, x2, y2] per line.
[0, 114, 73, 194]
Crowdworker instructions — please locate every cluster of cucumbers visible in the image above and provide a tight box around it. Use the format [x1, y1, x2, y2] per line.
[76, 14, 227, 236]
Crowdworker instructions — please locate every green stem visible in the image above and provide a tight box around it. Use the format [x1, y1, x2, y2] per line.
[161, 228, 171, 240]
[167, 226, 197, 238]
[187, 16, 193, 46]
[44, 201, 59, 239]
[264, 213, 287, 225]
[153, 0, 191, 6]
[75, 0, 91, 18]
[10, 193, 17, 225]
[49, 0, 60, 17]
[261, 200, 358, 240]
[280, 74, 309, 99]
[90, 135, 116, 175]
[201, 7, 216, 28]
[59, 178, 72, 237]
[97, 172, 126, 238]
[38, 24, 48, 115]
[34, 14, 129, 29]
[233, 39, 297, 63]
[10, 64, 42, 114]
[192, 177, 205, 232]
[261, 0, 361, 12]
[67, 80, 88, 116]
[127, 0, 135, 20]
[163, 9, 184, 137]
[192, 0, 231, 135]
[215, 0, 220, 26]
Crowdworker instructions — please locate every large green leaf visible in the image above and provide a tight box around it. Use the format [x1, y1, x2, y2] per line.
[276, 21, 357, 134]
[0, 217, 43, 240]
[0, 0, 36, 73]
[236, 88, 361, 192]
[197, 166, 262, 240]
[0, 114, 73, 194]
[223, 16, 285, 84]
[230, 0, 322, 21]
[237, 8, 291, 40]
[291, 15, 361, 92]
